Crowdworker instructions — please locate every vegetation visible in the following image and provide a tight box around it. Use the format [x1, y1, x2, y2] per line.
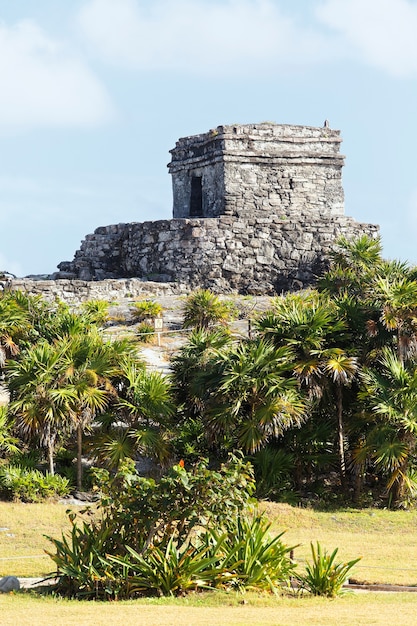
[182, 289, 236, 330]
[296, 541, 361, 597]
[2, 500, 417, 585]
[46, 457, 300, 599]
[5, 591, 417, 626]
[3, 234, 417, 604]
[130, 299, 163, 322]
[0, 466, 69, 502]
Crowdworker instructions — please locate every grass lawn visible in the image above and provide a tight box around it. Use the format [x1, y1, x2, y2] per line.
[2, 500, 417, 584]
[2, 590, 417, 626]
[263, 502, 417, 586]
[0, 501, 83, 577]
[2, 500, 417, 624]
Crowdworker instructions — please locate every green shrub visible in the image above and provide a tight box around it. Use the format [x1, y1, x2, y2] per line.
[136, 321, 155, 343]
[7, 450, 41, 469]
[182, 289, 236, 330]
[108, 535, 226, 597]
[252, 447, 295, 500]
[131, 300, 163, 322]
[208, 514, 297, 592]
[0, 466, 70, 502]
[296, 542, 361, 597]
[48, 456, 293, 599]
[80, 300, 110, 325]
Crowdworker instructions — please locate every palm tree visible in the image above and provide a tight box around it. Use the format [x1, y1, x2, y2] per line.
[170, 328, 232, 420]
[7, 339, 76, 474]
[375, 275, 417, 364]
[205, 338, 306, 454]
[321, 349, 359, 485]
[318, 234, 383, 298]
[256, 291, 359, 486]
[360, 348, 417, 507]
[0, 291, 32, 367]
[0, 405, 19, 458]
[113, 360, 175, 466]
[182, 289, 235, 330]
[62, 331, 135, 489]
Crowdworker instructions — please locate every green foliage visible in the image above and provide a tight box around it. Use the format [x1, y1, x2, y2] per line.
[206, 339, 306, 454]
[297, 542, 361, 597]
[80, 300, 110, 325]
[0, 466, 70, 502]
[182, 289, 236, 330]
[131, 300, 163, 322]
[136, 321, 155, 343]
[46, 513, 121, 599]
[47, 456, 296, 599]
[108, 536, 225, 597]
[210, 514, 296, 592]
[7, 449, 41, 469]
[0, 405, 19, 457]
[252, 447, 295, 499]
[91, 455, 255, 551]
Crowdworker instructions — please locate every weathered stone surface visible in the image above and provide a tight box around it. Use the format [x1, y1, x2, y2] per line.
[0, 576, 20, 592]
[3, 278, 189, 303]
[45, 122, 379, 295]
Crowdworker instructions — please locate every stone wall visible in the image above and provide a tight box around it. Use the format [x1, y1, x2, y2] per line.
[53, 123, 379, 295]
[55, 214, 379, 295]
[168, 124, 344, 219]
[3, 277, 188, 304]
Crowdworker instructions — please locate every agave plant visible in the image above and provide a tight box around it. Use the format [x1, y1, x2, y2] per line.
[297, 542, 361, 597]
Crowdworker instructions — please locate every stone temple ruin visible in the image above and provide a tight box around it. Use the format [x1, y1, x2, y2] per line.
[55, 123, 378, 294]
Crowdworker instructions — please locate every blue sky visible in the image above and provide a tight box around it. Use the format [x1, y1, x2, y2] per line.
[1, 0, 416, 276]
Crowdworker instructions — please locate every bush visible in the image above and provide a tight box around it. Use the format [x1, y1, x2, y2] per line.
[44, 456, 297, 598]
[131, 300, 163, 322]
[208, 514, 297, 592]
[80, 300, 110, 325]
[0, 466, 70, 502]
[182, 289, 236, 330]
[252, 447, 295, 500]
[296, 542, 361, 597]
[136, 321, 155, 343]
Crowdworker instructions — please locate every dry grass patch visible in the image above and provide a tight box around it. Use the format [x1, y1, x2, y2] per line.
[0, 502, 84, 577]
[2, 500, 417, 585]
[2, 591, 417, 626]
[264, 502, 417, 586]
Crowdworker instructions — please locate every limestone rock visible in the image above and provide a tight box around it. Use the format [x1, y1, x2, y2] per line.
[0, 576, 20, 592]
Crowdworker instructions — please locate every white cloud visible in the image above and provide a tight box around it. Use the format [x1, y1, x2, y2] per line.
[77, 0, 417, 78]
[0, 18, 115, 131]
[77, 0, 330, 74]
[316, 0, 417, 78]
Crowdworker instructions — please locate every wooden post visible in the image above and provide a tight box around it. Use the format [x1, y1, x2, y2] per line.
[154, 317, 163, 346]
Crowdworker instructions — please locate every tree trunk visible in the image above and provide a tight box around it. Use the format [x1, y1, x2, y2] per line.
[76, 423, 83, 491]
[46, 424, 55, 475]
[47, 439, 55, 476]
[336, 384, 346, 489]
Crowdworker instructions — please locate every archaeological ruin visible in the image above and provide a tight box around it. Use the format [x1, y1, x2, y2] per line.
[50, 122, 378, 296]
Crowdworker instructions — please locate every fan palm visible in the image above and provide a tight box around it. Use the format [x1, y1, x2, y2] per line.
[182, 289, 235, 330]
[375, 276, 417, 364]
[360, 347, 417, 506]
[62, 331, 134, 488]
[115, 360, 175, 465]
[7, 339, 76, 474]
[0, 405, 19, 457]
[0, 292, 32, 367]
[256, 291, 359, 485]
[205, 339, 306, 454]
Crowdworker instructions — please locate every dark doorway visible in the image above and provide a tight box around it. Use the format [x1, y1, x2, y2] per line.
[190, 176, 203, 217]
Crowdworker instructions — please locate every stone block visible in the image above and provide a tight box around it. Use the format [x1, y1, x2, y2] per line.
[0, 576, 20, 592]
